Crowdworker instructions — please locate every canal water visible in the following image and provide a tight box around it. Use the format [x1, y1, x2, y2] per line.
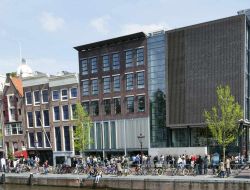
[0, 184, 114, 190]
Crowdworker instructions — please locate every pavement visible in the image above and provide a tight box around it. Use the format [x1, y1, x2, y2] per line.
[235, 166, 250, 179]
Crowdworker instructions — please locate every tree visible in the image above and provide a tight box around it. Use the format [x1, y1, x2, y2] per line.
[73, 102, 93, 158]
[204, 85, 243, 162]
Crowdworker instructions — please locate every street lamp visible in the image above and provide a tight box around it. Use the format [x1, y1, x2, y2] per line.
[137, 133, 145, 164]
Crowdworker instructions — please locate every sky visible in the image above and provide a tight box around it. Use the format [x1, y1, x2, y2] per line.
[0, 0, 249, 75]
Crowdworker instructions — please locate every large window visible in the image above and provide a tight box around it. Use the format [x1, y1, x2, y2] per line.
[104, 122, 109, 149]
[53, 106, 60, 121]
[103, 99, 111, 115]
[61, 89, 68, 101]
[81, 59, 88, 75]
[91, 101, 99, 116]
[52, 90, 59, 101]
[96, 123, 102, 149]
[62, 105, 69, 120]
[64, 126, 70, 151]
[29, 133, 35, 147]
[55, 127, 62, 151]
[34, 91, 40, 105]
[71, 104, 76, 119]
[70, 88, 78, 98]
[110, 121, 116, 149]
[114, 98, 121, 114]
[92, 79, 98, 95]
[126, 96, 134, 113]
[125, 50, 133, 68]
[138, 95, 145, 112]
[82, 102, 90, 114]
[137, 71, 145, 89]
[82, 80, 89, 96]
[27, 112, 33, 128]
[90, 57, 97, 74]
[126, 73, 134, 90]
[112, 53, 120, 70]
[113, 75, 120, 92]
[103, 77, 111, 93]
[37, 132, 43, 147]
[136, 48, 144, 65]
[103, 55, 110, 71]
[90, 124, 95, 149]
[5, 123, 23, 135]
[35, 111, 41, 127]
[45, 132, 51, 147]
[43, 110, 50, 126]
[26, 92, 32, 105]
[42, 90, 49, 103]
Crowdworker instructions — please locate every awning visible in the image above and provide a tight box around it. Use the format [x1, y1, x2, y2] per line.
[14, 150, 28, 159]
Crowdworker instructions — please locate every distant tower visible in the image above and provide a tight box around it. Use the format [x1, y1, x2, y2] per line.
[17, 58, 33, 78]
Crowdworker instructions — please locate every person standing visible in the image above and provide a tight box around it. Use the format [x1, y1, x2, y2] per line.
[225, 157, 231, 177]
[43, 160, 49, 175]
[1, 157, 6, 173]
[203, 155, 209, 175]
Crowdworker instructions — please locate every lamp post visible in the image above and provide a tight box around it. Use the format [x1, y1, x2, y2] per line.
[137, 133, 145, 164]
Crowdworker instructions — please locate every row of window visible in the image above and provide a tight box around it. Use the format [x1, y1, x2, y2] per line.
[28, 132, 51, 148]
[81, 48, 144, 75]
[25, 88, 78, 105]
[82, 95, 145, 116]
[5, 123, 23, 136]
[82, 71, 145, 96]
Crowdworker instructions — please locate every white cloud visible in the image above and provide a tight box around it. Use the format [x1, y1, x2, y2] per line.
[90, 15, 110, 34]
[120, 22, 170, 35]
[40, 12, 65, 32]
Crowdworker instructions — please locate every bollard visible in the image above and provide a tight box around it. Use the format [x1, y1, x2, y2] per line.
[1, 173, 5, 184]
[29, 173, 33, 186]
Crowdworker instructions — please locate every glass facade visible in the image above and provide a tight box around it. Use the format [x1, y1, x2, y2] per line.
[147, 31, 167, 147]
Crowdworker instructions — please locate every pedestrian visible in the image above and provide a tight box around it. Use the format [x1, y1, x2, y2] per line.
[225, 157, 231, 177]
[35, 156, 40, 173]
[219, 161, 225, 178]
[203, 155, 209, 175]
[1, 157, 6, 173]
[116, 160, 122, 176]
[95, 170, 102, 183]
[43, 160, 49, 175]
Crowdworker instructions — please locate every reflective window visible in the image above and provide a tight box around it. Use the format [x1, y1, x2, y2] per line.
[103, 77, 111, 93]
[126, 73, 134, 90]
[171, 128, 188, 147]
[104, 99, 111, 115]
[27, 112, 33, 128]
[71, 104, 76, 119]
[138, 95, 145, 112]
[45, 132, 50, 147]
[103, 55, 110, 71]
[42, 90, 49, 103]
[35, 111, 41, 127]
[52, 90, 59, 101]
[37, 132, 43, 147]
[62, 105, 69, 120]
[82, 80, 89, 96]
[126, 96, 134, 113]
[114, 98, 121, 114]
[112, 53, 120, 70]
[64, 126, 70, 151]
[90, 57, 98, 73]
[92, 79, 98, 95]
[91, 101, 99, 116]
[26, 92, 32, 105]
[96, 123, 102, 149]
[43, 110, 50, 126]
[110, 121, 116, 149]
[113, 75, 120, 92]
[81, 59, 88, 75]
[61, 89, 68, 101]
[34, 91, 40, 105]
[104, 122, 109, 149]
[55, 127, 62, 151]
[125, 50, 133, 68]
[137, 71, 145, 89]
[29, 133, 35, 147]
[82, 102, 90, 114]
[53, 106, 60, 121]
[136, 48, 144, 65]
[90, 125, 95, 149]
[70, 88, 78, 98]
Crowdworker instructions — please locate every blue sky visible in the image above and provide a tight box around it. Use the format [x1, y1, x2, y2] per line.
[0, 0, 249, 75]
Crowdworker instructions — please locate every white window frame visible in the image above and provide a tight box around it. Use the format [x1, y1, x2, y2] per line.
[34, 110, 41, 128]
[70, 87, 78, 99]
[53, 106, 60, 122]
[25, 91, 32, 105]
[52, 90, 59, 101]
[36, 132, 43, 148]
[71, 104, 76, 120]
[61, 89, 68, 101]
[41, 89, 49, 104]
[27, 112, 33, 128]
[42, 109, 50, 127]
[33, 90, 40, 106]
[62, 105, 69, 121]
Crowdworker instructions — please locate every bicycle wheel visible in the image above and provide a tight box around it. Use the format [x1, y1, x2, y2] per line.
[183, 168, 189, 176]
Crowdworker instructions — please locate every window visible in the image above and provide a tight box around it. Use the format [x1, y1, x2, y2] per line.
[125, 50, 133, 68]
[126, 73, 134, 90]
[137, 71, 145, 88]
[126, 96, 134, 113]
[136, 48, 144, 65]
[114, 98, 121, 114]
[110, 121, 116, 149]
[35, 111, 41, 127]
[91, 101, 99, 116]
[5, 124, 11, 135]
[82, 80, 89, 96]
[82, 102, 90, 114]
[34, 91, 40, 105]
[90, 124, 95, 149]
[113, 75, 120, 92]
[81, 59, 88, 75]
[103, 77, 111, 93]
[103, 99, 111, 115]
[37, 132, 43, 147]
[90, 57, 97, 73]
[138, 95, 145, 112]
[42, 90, 49, 103]
[61, 89, 68, 101]
[92, 79, 98, 95]
[26, 92, 32, 105]
[27, 112, 33, 128]
[29, 133, 35, 148]
[43, 110, 50, 126]
[71, 104, 76, 119]
[70, 88, 78, 98]
[62, 105, 69, 120]
[103, 55, 110, 71]
[45, 132, 51, 147]
[112, 53, 120, 70]
[5, 123, 23, 135]
[55, 127, 62, 151]
[53, 106, 60, 121]
[104, 122, 109, 149]
[96, 123, 102, 149]
[64, 126, 70, 151]
[52, 90, 59, 101]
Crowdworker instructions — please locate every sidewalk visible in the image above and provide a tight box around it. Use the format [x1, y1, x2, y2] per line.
[235, 167, 250, 179]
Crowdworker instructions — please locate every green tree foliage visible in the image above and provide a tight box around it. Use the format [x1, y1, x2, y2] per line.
[73, 102, 93, 157]
[204, 85, 243, 161]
